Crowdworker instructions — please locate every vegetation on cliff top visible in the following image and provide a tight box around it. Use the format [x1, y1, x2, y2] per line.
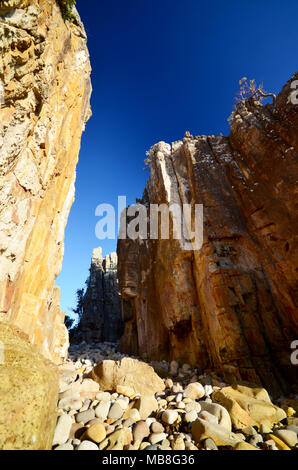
[57, 0, 77, 21]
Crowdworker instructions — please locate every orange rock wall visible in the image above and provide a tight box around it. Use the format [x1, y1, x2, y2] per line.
[0, 0, 91, 363]
[118, 74, 298, 396]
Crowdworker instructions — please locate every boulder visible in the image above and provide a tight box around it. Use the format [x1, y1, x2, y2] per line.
[0, 323, 58, 450]
[199, 401, 232, 431]
[90, 357, 165, 396]
[212, 385, 286, 430]
[191, 418, 243, 447]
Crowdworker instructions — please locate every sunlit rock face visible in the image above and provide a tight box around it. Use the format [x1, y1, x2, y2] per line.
[118, 74, 298, 396]
[0, 0, 92, 363]
[72, 248, 123, 344]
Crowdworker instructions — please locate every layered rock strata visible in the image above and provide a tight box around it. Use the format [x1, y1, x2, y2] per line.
[73, 248, 123, 344]
[118, 74, 298, 396]
[0, 0, 91, 363]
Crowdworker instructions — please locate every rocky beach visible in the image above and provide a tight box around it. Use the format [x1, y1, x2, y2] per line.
[52, 341, 298, 451]
[0, 0, 297, 454]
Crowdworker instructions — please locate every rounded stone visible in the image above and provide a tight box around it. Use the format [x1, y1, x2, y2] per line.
[151, 422, 164, 433]
[75, 409, 95, 424]
[149, 433, 167, 445]
[95, 392, 111, 402]
[95, 401, 111, 419]
[53, 414, 73, 446]
[82, 423, 106, 443]
[185, 402, 201, 413]
[77, 440, 99, 450]
[184, 410, 198, 423]
[108, 403, 124, 421]
[162, 410, 178, 425]
[183, 383, 205, 400]
[133, 421, 150, 442]
[171, 436, 185, 450]
[274, 429, 297, 447]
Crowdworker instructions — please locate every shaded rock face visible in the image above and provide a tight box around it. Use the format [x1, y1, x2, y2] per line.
[118, 74, 298, 396]
[0, 322, 59, 450]
[0, 0, 91, 363]
[73, 248, 123, 343]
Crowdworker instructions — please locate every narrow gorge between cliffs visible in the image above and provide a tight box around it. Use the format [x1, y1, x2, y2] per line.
[0, 0, 297, 454]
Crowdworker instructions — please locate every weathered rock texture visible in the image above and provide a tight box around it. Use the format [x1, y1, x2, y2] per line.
[118, 74, 298, 396]
[0, 0, 91, 363]
[73, 248, 123, 343]
[90, 357, 165, 397]
[0, 322, 59, 450]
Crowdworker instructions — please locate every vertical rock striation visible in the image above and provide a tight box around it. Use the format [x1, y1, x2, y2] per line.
[117, 74, 298, 396]
[0, 0, 91, 363]
[73, 248, 123, 344]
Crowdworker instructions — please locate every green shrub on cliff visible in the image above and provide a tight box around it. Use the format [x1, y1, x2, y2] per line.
[58, 0, 77, 21]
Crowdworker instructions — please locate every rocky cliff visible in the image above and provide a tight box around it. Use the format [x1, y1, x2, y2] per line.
[118, 74, 298, 396]
[72, 248, 123, 344]
[0, 0, 91, 363]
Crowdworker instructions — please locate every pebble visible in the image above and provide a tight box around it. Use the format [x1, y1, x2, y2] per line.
[135, 396, 158, 419]
[172, 436, 185, 450]
[95, 401, 111, 419]
[82, 423, 106, 443]
[133, 421, 150, 442]
[183, 382, 205, 400]
[165, 378, 173, 389]
[95, 392, 111, 402]
[151, 422, 164, 433]
[77, 440, 99, 450]
[54, 341, 294, 453]
[162, 410, 178, 425]
[149, 433, 168, 445]
[286, 424, 298, 435]
[184, 410, 198, 423]
[274, 429, 297, 447]
[58, 397, 82, 411]
[185, 402, 201, 413]
[53, 414, 73, 446]
[108, 403, 124, 421]
[76, 409, 95, 424]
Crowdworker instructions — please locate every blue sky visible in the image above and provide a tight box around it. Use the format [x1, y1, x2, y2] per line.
[57, 0, 298, 318]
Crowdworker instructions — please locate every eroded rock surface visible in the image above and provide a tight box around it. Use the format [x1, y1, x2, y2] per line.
[0, 0, 91, 363]
[118, 74, 298, 396]
[72, 248, 123, 344]
[0, 322, 59, 450]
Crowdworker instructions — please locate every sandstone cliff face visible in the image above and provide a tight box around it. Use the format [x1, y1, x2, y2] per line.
[0, 0, 91, 363]
[118, 74, 298, 396]
[73, 248, 123, 344]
